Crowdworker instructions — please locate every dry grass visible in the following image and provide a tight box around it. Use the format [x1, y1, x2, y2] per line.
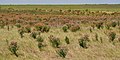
[0, 25, 120, 60]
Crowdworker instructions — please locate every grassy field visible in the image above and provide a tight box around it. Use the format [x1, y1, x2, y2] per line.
[0, 4, 120, 60]
[0, 4, 120, 11]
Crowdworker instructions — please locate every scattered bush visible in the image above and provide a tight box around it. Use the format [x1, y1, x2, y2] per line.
[78, 35, 89, 48]
[18, 28, 24, 38]
[38, 42, 44, 51]
[8, 41, 18, 57]
[35, 23, 50, 33]
[42, 25, 50, 32]
[62, 25, 68, 32]
[105, 24, 111, 30]
[111, 21, 117, 27]
[65, 36, 70, 44]
[7, 25, 10, 31]
[100, 37, 103, 43]
[0, 24, 5, 28]
[24, 26, 31, 33]
[108, 32, 116, 42]
[15, 23, 21, 28]
[36, 36, 44, 42]
[56, 48, 67, 58]
[78, 39, 87, 48]
[95, 33, 98, 41]
[30, 32, 37, 39]
[96, 22, 103, 29]
[48, 35, 60, 48]
[89, 27, 92, 32]
[70, 25, 80, 32]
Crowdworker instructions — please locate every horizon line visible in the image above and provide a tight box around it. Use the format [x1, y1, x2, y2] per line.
[0, 3, 120, 5]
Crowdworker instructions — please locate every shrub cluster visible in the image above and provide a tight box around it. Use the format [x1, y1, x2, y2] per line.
[35, 24, 50, 33]
[48, 35, 60, 48]
[96, 22, 103, 29]
[18, 28, 25, 38]
[70, 25, 80, 32]
[65, 36, 70, 44]
[78, 35, 89, 48]
[8, 41, 19, 57]
[62, 25, 68, 32]
[56, 47, 68, 58]
[108, 31, 116, 42]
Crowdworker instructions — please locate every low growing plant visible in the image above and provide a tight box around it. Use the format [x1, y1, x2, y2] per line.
[108, 31, 116, 42]
[65, 36, 70, 44]
[48, 35, 60, 48]
[8, 41, 19, 57]
[56, 48, 67, 58]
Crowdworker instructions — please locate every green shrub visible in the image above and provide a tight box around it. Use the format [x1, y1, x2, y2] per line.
[95, 33, 98, 41]
[30, 32, 37, 39]
[36, 36, 44, 42]
[42, 26, 50, 32]
[100, 37, 103, 43]
[0, 24, 5, 28]
[35, 25, 43, 31]
[78, 35, 89, 48]
[24, 26, 31, 33]
[96, 22, 103, 29]
[56, 48, 67, 58]
[111, 22, 117, 27]
[8, 41, 18, 57]
[117, 21, 120, 26]
[105, 24, 111, 30]
[15, 23, 21, 28]
[38, 42, 44, 51]
[18, 28, 24, 38]
[35, 25, 50, 32]
[108, 32, 116, 42]
[78, 38, 87, 48]
[65, 36, 70, 44]
[62, 25, 68, 32]
[48, 35, 60, 48]
[89, 27, 92, 32]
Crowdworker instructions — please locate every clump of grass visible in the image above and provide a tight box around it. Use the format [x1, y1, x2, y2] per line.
[62, 25, 68, 32]
[18, 28, 24, 38]
[91, 24, 95, 29]
[8, 41, 19, 57]
[96, 22, 103, 29]
[105, 24, 111, 30]
[56, 47, 67, 58]
[108, 31, 116, 42]
[36, 36, 45, 51]
[24, 26, 31, 33]
[65, 36, 70, 44]
[42, 25, 50, 32]
[70, 25, 80, 32]
[35, 24, 50, 33]
[89, 27, 92, 32]
[48, 35, 60, 48]
[15, 23, 21, 28]
[0, 24, 5, 28]
[36, 36, 44, 42]
[111, 21, 117, 27]
[38, 42, 45, 51]
[78, 35, 89, 48]
[117, 21, 120, 26]
[100, 37, 103, 43]
[30, 32, 37, 39]
[95, 33, 98, 41]
[7, 25, 10, 31]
